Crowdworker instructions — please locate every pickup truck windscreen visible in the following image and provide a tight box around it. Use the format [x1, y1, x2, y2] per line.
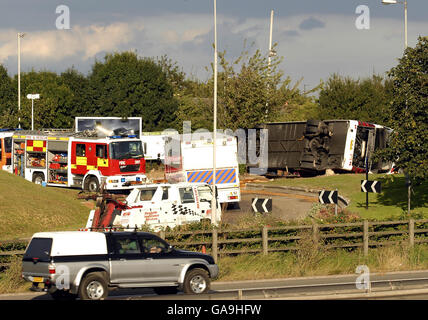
[23, 238, 52, 262]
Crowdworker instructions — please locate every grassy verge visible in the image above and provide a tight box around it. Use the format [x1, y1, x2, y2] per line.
[0, 170, 90, 240]
[217, 244, 428, 281]
[264, 173, 428, 220]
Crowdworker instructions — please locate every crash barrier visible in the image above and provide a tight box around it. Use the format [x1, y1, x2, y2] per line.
[1, 219, 428, 269]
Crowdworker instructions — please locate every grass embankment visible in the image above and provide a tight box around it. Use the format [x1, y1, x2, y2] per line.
[265, 173, 428, 220]
[0, 170, 90, 240]
[218, 245, 428, 281]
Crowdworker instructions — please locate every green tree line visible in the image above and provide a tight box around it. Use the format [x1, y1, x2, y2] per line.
[0, 37, 426, 181]
[0, 47, 395, 132]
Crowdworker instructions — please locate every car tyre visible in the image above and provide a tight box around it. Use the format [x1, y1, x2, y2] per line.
[183, 268, 210, 294]
[78, 272, 108, 300]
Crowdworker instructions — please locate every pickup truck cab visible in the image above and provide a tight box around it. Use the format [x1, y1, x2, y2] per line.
[22, 231, 218, 300]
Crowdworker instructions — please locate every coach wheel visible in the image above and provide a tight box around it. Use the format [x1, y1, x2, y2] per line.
[85, 177, 100, 193]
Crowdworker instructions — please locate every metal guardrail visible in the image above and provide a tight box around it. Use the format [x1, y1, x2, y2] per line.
[1, 219, 427, 269]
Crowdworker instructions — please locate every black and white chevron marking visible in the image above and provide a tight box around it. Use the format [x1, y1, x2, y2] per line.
[318, 190, 338, 204]
[361, 180, 381, 193]
[171, 204, 198, 216]
[252, 198, 272, 213]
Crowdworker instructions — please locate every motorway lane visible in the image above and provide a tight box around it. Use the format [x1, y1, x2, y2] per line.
[2, 270, 428, 300]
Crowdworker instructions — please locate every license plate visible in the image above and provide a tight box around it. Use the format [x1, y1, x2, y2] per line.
[32, 277, 44, 283]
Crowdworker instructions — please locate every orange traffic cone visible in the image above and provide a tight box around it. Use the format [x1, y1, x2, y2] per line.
[202, 245, 206, 254]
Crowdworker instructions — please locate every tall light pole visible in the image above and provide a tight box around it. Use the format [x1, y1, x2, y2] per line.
[266, 10, 276, 118]
[211, 0, 218, 224]
[26, 94, 40, 131]
[381, 0, 408, 49]
[268, 10, 275, 68]
[17, 32, 26, 129]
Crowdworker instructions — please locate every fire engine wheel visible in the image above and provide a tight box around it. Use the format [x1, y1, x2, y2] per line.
[85, 177, 100, 193]
[32, 173, 44, 185]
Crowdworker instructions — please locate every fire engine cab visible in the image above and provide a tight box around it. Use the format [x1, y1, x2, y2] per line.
[11, 130, 146, 192]
[0, 129, 14, 173]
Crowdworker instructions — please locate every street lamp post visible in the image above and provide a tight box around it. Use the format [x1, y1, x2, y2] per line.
[211, 0, 218, 225]
[26, 94, 40, 131]
[381, 0, 408, 49]
[17, 32, 26, 129]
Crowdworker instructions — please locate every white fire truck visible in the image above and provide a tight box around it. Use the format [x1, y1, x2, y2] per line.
[164, 132, 240, 204]
[11, 130, 147, 191]
[85, 182, 221, 231]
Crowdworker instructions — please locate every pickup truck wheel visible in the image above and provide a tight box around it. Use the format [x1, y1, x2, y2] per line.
[183, 268, 210, 294]
[78, 272, 108, 300]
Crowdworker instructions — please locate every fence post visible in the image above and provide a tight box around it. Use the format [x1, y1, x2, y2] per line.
[363, 220, 369, 257]
[409, 219, 415, 247]
[212, 229, 218, 263]
[159, 230, 165, 240]
[312, 222, 319, 244]
[262, 226, 268, 255]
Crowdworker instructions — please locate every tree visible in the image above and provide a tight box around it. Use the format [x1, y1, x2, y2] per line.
[200, 44, 320, 131]
[87, 52, 178, 131]
[317, 74, 393, 124]
[16, 70, 74, 129]
[377, 36, 428, 182]
[0, 64, 16, 128]
[59, 67, 90, 119]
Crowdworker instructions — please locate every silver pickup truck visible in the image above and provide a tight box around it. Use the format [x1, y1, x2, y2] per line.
[22, 231, 219, 300]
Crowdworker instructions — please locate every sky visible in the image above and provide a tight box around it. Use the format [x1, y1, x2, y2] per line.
[0, 0, 427, 90]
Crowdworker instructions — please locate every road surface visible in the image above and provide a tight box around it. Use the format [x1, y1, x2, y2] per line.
[2, 269, 428, 300]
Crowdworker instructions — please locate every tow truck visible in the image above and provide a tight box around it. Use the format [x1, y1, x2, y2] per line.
[84, 182, 222, 231]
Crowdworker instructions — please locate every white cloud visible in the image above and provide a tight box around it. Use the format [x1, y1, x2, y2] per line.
[0, 22, 137, 62]
[0, 12, 426, 87]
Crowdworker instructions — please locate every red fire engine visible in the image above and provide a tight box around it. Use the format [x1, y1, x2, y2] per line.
[0, 129, 14, 173]
[11, 130, 146, 191]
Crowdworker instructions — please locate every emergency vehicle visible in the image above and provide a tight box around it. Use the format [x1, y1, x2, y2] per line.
[140, 131, 175, 162]
[0, 129, 14, 173]
[85, 183, 221, 231]
[11, 130, 146, 191]
[164, 133, 241, 204]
